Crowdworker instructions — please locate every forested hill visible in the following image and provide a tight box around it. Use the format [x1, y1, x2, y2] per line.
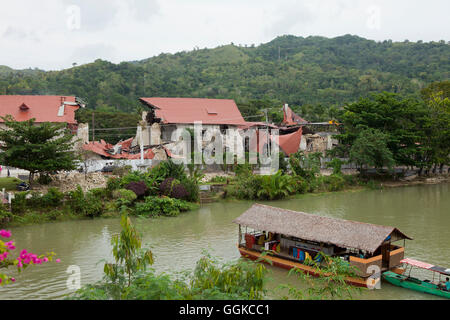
[0, 34, 448, 116]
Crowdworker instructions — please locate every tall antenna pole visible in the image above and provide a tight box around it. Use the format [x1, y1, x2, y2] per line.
[92, 111, 95, 142]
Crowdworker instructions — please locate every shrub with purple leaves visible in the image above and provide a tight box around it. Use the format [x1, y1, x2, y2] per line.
[159, 178, 177, 196]
[125, 181, 148, 198]
[159, 178, 190, 200]
[170, 183, 189, 200]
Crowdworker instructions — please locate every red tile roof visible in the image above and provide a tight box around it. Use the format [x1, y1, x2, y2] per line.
[0, 95, 82, 124]
[82, 138, 156, 160]
[139, 97, 246, 125]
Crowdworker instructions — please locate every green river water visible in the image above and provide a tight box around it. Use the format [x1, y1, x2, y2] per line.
[1, 182, 449, 300]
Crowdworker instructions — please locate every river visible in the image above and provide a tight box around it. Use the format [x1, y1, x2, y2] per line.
[1, 182, 449, 300]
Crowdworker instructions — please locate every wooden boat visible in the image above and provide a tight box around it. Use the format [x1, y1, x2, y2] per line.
[233, 204, 412, 289]
[238, 246, 372, 287]
[383, 258, 450, 299]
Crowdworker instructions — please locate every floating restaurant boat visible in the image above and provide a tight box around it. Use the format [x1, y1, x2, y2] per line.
[383, 258, 450, 299]
[232, 204, 412, 288]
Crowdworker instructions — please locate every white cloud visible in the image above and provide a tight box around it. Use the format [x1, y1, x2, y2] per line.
[0, 0, 448, 70]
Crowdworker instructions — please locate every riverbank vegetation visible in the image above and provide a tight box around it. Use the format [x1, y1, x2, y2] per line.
[0, 161, 200, 228]
[69, 213, 361, 300]
[222, 151, 369, 202]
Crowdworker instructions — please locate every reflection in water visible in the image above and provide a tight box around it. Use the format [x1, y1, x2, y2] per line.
[0, 183, 448, 300]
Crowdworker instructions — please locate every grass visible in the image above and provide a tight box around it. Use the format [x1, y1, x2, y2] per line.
[0, 177, 23, 191]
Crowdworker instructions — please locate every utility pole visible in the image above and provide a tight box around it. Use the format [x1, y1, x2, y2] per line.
[263, 108, 269, 123]
[92, 111, 95, 142]
[278, 46, 280, 61]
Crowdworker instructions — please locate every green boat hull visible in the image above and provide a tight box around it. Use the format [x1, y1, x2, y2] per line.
[382, 271, 450, 299]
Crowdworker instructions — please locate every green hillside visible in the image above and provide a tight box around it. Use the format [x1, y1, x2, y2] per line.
[0, 34, 448, 121]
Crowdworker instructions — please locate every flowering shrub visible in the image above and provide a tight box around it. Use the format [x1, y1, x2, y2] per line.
[0, 229, 58, 286]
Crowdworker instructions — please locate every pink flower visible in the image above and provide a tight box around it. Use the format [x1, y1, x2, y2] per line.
[10, 278, 15, 282]
[43, 257, 49, 262]
[0, 230, 11, 238]
[56, 259, 61, 263]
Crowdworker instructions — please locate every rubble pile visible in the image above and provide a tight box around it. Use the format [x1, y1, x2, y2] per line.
[33, 172, 113, 193]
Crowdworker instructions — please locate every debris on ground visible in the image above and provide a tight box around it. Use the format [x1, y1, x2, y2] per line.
[32, 172, 114, 193]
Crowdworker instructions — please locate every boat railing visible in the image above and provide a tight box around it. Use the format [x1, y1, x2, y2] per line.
[388, 245, 405, 269]
[349, 255, 383, 278]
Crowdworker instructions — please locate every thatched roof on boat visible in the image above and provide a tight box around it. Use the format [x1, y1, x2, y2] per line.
[233, 204, 412, 254]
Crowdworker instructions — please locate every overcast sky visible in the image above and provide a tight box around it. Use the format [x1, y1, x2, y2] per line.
[0, 0, 449, 70]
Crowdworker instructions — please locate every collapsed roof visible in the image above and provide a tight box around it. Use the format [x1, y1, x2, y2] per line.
[82, 138, 157, 159]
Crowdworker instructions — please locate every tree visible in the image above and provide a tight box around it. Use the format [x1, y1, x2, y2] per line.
[279, 254, 362, 300]
[349, 128, 395, 171]
[0, 116, 79, 185]
[419, 93, 450, 173]
[339, 92, 426, 167]
[103, 214, 153, 292]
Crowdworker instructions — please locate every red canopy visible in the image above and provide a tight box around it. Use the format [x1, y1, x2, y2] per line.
[400, 258, 434, 270]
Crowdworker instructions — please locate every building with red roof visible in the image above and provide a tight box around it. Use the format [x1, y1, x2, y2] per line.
[139, 97, 247, 126]
[139, 97, 250, 142]
[0, 95, 85, 132]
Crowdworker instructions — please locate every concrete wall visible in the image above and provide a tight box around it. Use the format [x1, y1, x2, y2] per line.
[80, 159, 155, 173]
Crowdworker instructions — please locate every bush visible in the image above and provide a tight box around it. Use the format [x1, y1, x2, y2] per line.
[227, 174, 262, 200]
[67, 186, 85, 214]
[68, 186, 103, 217]
[208, 176, 228, 183]
[343, 174, 358, 186]
[135, 196, 195, 217]
[83, 191, 104, 217]
[256, 171, 294, 200]
[315, 174, 346, 192]
[159, 177, 195, 201]
[125, 181, 148, 198]
[112, 165, 132, 177]
[120, 171, 147, 187]
[170, 183, 189, 200]
[291, 175, 309, 194]
[159, 178, 179, 196]
[106, 177, 122, 196]
[40, 187, 64, 207]
[180, 178, 199, 202]
[11, 192, 28, 214]
[112, 189, 137, 202]
[90, 188, 108, 200]
[0, 205, 13, 226]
